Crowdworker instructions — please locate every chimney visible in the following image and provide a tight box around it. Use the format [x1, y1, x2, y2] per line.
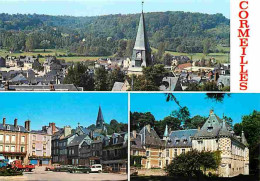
[3, 118, 6, 126]
[146, 124, 151, 133]
[133, 130, 137, 139]
[51, 123, 56, 135]
[64, 126, 71, 137]
[89, 131, 94, 139]
[50, 84, 55, 91]
[4, 81, 9, 91]
[14, 118, 17, 127]
[25, 120, 30, 131]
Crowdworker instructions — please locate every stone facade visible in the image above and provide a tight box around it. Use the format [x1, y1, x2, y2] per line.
[131, 110, 250, 177]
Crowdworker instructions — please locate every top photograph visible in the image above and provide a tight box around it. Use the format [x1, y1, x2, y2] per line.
[0, 0, 230, 92]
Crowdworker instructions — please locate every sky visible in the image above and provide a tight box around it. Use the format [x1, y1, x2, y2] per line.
[0, 93, 128, 130]
[0, 0, 230, 18]
[130, 93, 260, 124]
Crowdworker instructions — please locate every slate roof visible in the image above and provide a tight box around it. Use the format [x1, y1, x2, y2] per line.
[8, 84, 82, 91]
[139, 126, 164, 147]
[112, 82, 124, 91]
[0, 124, 28, 132]
[67, 135, 90, 147]
[10, 73, 28, 83]
[168, 129, 198, 148]
[131, 133, 145, 150]
[133, 12, 150, 51]
[217, 75, 230, 87]
[160, 77, 182, 91]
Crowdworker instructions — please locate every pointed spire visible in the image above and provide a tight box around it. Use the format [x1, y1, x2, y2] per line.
[241, 130, 249, 146]
[219, 118, 231, 137]
[163, 124, 169, 138]
[96, 106, 104, 129]
[130, 1, 152, 68]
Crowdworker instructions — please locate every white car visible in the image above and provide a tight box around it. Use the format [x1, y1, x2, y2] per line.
[91, 164, 102, 173]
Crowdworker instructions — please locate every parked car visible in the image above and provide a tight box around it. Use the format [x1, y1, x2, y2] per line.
[54, 165, 75, 172]
[11, 160, 35, 172]
[45, 164, 60, 171]
[69, 165, 91, 174]
[91, 164, 102, 173]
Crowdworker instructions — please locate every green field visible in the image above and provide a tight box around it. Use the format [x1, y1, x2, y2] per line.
[151, 47, 230, 64]
[0, 48, 230, 64]
[0, 49, 106, 63]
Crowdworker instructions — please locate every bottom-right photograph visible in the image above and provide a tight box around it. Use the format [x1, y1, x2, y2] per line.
[130, 93, 260, 181]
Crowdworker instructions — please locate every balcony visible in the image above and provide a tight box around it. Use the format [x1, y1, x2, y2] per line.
[0, 151, 27, 155]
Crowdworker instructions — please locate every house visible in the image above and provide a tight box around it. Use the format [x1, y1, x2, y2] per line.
[67, 134, 92, 165]
[28, 130, 52, 166]
[159, 77, 182, 91]
[0, 118, 30, 164]
[102, 132, 128, 172]
[112, 80, 130, 91]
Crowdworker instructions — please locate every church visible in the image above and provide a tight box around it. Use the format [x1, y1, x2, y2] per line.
[130, 110, 249, 177]
[127, 3, 153, 75]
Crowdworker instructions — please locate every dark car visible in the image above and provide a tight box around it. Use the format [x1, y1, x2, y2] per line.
[54, 165, 75, 172]
[69, 165, 91, 174]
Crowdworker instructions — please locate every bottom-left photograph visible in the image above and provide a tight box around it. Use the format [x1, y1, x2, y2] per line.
[0, 93, 128, 181]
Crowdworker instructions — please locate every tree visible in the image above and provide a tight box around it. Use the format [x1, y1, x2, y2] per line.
[142, 64, 168, 87]
[154, 116, 182, 138]
[157, 42, 166, 60]
[223, 116, 233, 128]
[94, 67, 109, 91]
[184, 115, 206, 129]
[40, 40, 50, 52]
[203, 38, 211, 56]
[130, 112, 156, 131]
[108, 67, 125, 90]
[163, 53, 173, 66]
[63, 63, 94, 91]
[25, 35, 37, 52]
[171, 106, 190, 126]
[166, 150, 220, 179]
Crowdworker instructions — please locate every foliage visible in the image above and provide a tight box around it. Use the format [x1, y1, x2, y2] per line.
[63, 62, 94, 90]
[166, 150, 220, 178]
[171, 106, 190, 125]
[184, 115, 207, 129]
[154, 116, 182, 138]
[232, 111, 260, 175]
[130, 112, 156, 132]
[0, 167, 23, 176]
[108, 67, 125, 90]
[94, 66, 109, 91]
[0, 11, 230, 56]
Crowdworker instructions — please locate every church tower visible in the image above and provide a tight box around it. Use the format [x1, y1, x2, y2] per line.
[96, 106, 104, 129]
[128, 2, 152, 74]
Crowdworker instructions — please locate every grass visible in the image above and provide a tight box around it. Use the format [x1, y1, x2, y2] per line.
[151, 47, 230, 64]
[0, 49, 106, 63]
[131, 175, 259, 181]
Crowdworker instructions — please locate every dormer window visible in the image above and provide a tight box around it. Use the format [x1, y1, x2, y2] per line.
[17, 127, 20, 131]
[183, 139, 188, 144]
[136, 52, 142, 59]
[6, 125, 10, 130]
[176, 139, 180, 144]
[207, 127, 213, 132]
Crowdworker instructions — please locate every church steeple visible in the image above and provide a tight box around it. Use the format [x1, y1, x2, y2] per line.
[130, 1, 152, 68]
[96, 106, 104, 129]
[163, 124, 169, 140]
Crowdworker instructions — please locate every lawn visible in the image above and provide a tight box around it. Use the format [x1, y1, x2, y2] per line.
[151, 47, 230, 64]
[131, 175, 259, 181]
[0, 49, 106, 63]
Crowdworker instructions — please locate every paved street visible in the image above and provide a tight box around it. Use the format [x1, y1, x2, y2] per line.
[0, 167, 127, 181]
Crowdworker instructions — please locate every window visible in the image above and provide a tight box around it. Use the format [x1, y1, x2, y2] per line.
[146, 151, 150, 156]
[32, 143, 35, 149]
[11, 135, 15, 143]
[21, 136, 25, 143]
[43, 152, 46, 157]
[6, 125, 10, 130]
[11, 146, 15, 152]
[5, 146, 9, 152]
[33, 135, 36, 141]
[6, 135, 10, 142]
[166, 149, 169, 157]
[198, 140, 203, 144]
[166, 160, 169, 166]
[133, 150, 139, 156]
[0, 134, 3, 141]
[182, 149, 185, 154]
[159, 152, 162, 157]
[0, 145, 3, 151]
[21, 146, 24, 152]
[43, 144, 46, 150]
[176, 139, 180, 144]
[32, 151, 36, 156]
[207, 127, 213, 132]
[72, 149, 74, 155]
[159, 160, 162, 167]
[174, 149, 177, 157]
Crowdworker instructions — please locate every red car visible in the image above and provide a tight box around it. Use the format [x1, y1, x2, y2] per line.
[45, 164, 60, 171]
[12, 160, 35, 172]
